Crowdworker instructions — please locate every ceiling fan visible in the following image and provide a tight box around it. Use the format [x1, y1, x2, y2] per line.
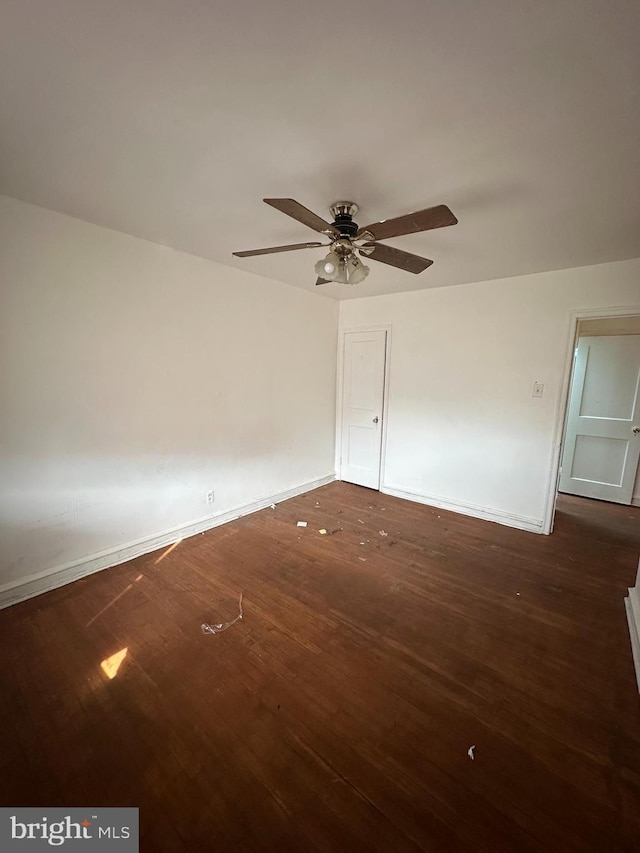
[233, 198, 458, 285]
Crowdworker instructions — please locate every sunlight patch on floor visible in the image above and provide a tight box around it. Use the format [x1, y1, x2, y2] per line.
[154, 539, 182, 565]
[85, 573, 144, 628]
[100, 647, 128, 680]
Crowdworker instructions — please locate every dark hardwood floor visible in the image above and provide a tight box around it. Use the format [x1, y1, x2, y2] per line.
[1, 483, 639, 851]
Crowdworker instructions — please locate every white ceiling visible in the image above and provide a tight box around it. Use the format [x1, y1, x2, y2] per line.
[1, 0, 639, 300]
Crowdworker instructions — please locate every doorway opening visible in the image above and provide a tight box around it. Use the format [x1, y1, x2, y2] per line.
[548, 310, 640, 533]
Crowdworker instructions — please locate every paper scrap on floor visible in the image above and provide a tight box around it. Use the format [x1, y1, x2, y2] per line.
[297, 521, 307, 527]
[467, 745, 475, 760]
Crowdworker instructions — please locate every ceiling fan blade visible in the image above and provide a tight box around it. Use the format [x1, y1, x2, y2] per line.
[315, 277, 331, 285]
[358, 204, 457, 241]
[233, 241, 325, 258]
[264, 198, 338, 235]
[362, 242, 433, 274]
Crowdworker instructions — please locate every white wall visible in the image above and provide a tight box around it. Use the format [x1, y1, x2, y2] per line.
[339, 259, 640, 531]
[0, 196, 338, 597]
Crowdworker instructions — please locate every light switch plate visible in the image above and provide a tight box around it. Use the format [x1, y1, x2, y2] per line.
[532, 382, 544, 398]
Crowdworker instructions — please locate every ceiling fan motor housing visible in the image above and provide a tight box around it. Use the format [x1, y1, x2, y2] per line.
[329, 201, 359, 238]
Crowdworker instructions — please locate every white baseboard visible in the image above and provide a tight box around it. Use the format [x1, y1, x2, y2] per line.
[0, 474, 335, 611]
[380, 484, 544, 534]
[625, 587, 640, 693]
[631, 496, 640, 507]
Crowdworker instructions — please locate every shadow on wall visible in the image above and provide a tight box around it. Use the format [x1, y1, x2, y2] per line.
[0, 439, 335, 588]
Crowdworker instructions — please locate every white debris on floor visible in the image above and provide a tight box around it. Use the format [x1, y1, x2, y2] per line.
[201, 594, 244, 635]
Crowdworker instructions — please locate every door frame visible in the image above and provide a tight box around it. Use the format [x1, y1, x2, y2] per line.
[336, 325, 392, 488]
[543, 303, 640, 534]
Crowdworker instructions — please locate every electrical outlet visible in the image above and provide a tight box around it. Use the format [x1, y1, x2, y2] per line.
[532, 382, 544, 398]
[206, 490, 215, 505]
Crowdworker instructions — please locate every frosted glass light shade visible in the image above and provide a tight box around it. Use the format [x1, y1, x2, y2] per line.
[334, 261, 349, 284]
[314, 252, 340, 279]
[346, 255, 370, 285]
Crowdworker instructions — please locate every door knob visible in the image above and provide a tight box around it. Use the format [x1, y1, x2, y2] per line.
[373, 416, 379, 424]
[633, 426, 640, 435]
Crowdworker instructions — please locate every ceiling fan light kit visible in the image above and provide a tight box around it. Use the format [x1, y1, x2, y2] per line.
[315, 250, 370, 285]
[233, 198, 458, 286]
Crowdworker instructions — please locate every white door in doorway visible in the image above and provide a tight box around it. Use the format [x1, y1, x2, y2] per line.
[340, 330, 387, 489]
[559, 335, 640, 504]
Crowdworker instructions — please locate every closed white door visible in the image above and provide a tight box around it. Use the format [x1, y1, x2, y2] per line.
[559, 335, 640, 504]
[340, 330, 387, 489]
